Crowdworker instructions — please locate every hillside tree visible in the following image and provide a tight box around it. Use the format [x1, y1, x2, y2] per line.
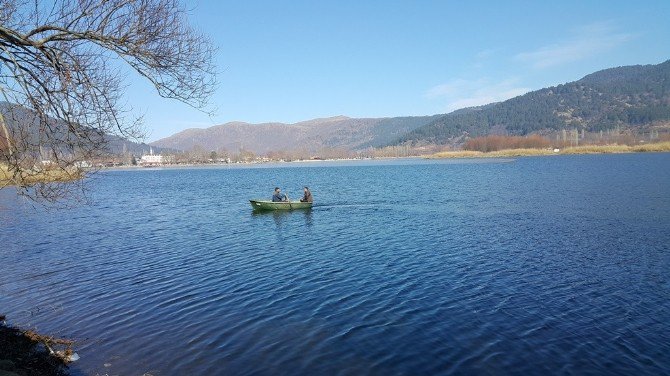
[0, 0, 216, 202]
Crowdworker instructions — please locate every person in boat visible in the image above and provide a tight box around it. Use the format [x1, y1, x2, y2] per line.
[300, 186, 313, 202]
[272, 187, 288, 202]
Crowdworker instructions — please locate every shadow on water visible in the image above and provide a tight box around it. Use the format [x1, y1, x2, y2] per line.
[250, 208, 313, 217]
[251, 208, 314, 228]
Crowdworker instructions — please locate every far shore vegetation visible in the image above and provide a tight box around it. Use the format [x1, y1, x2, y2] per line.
[426, 134, 670, 159]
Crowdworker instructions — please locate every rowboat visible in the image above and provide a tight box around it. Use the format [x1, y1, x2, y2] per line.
[249, 200, 313, 211]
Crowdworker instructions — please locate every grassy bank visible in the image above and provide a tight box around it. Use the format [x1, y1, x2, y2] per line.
[426, 141, 670, 159]
[0, 164, 83, 187]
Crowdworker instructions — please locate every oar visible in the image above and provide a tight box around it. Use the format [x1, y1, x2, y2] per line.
[286, 193, 293, 210]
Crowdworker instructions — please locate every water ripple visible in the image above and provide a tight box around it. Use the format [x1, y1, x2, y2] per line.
[1, 155, 670, 375]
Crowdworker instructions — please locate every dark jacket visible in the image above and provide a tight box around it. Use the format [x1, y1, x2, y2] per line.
[300, 190, 313, 202]
[272, 192, 287, 202]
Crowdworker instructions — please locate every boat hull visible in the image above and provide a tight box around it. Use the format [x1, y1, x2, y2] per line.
[249, 200, 313, 211]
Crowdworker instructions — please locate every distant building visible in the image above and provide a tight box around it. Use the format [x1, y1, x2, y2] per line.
[139, 147, 172, 166]
[140, 154, 164, 164]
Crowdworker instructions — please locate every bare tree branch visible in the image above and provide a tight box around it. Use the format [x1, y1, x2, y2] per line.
[0, 0, 216, 203]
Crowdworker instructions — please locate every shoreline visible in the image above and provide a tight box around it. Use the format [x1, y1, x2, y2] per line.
[94, 156, 423, 171]
[111, 142, 670, 169]
[3, 143, 670, 185]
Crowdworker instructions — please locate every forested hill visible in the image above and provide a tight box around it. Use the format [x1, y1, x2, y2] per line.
[396, 60, 670, 145]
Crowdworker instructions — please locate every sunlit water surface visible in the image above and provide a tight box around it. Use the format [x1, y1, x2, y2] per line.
[1, 154, 669, 375]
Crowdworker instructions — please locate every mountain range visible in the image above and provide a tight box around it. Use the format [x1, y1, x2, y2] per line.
[150, 115, 442, 154]
[4, 61, 669, 158]
[151, 60, 670, 154]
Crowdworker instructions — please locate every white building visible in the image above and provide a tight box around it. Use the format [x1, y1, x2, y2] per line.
[140, 147, 171, 165]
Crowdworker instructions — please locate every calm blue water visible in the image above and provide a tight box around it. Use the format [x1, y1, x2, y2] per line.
[1, 154, 670, 375]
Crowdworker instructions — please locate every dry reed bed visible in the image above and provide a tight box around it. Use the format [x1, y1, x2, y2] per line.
[426, 141, 670, 159]
[0, 164, 83, 187]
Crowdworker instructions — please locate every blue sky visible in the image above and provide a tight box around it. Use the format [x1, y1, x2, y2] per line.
[132, 1, 670, 141]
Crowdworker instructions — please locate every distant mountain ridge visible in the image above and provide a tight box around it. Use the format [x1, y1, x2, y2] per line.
[153, 60, 670, 153]
[151, 115, 442, 153]
[396, 60, 670, 145]
[0, 102, 169, 156]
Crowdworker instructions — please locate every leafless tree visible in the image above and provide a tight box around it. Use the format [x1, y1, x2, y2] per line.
[0, 0, 216, 203]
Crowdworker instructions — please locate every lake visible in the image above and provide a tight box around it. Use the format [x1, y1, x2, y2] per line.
[1, 154, 669, 375]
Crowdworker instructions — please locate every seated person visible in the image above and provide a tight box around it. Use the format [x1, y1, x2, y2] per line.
[300, 186, 313, 202]
[272, 187, 288, 202]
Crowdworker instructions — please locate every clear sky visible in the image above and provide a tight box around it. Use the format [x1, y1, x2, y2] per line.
[131, 0, 670, 141]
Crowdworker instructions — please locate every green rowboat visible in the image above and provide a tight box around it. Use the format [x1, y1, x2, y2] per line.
[249, 200, 313, 211]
